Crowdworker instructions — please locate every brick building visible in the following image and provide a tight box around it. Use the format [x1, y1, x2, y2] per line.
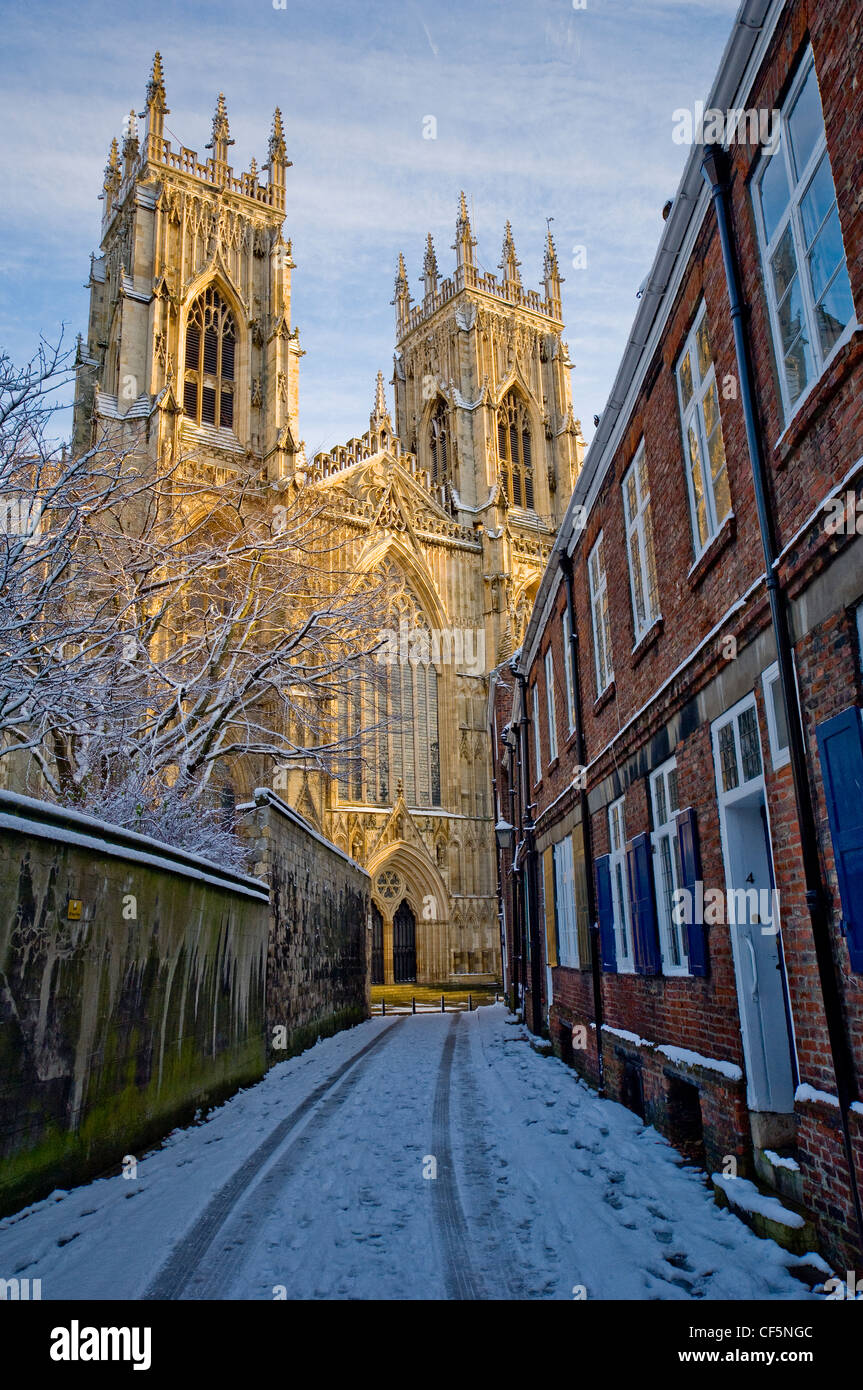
[490, 0, 863, 1270]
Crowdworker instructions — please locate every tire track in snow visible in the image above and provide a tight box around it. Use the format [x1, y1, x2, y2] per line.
[142, 1018, 405, 1300]
[431, 1013, 486, 1300]
[449, 1013, 525, 1298]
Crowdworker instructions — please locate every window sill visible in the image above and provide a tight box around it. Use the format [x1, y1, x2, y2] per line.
[687, 512, 736, 589]
[631, 616, 664, 666]
[547, 756, 560, 775]
[593, 680, 616, 716]
[774, 325, 863, 466]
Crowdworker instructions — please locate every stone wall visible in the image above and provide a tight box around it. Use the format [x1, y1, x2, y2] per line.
[0, 791, 270, 1215]
[239, 789, 370, 1060]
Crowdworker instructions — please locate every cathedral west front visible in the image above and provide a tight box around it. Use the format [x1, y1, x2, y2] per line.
[73, 55, 584, 987]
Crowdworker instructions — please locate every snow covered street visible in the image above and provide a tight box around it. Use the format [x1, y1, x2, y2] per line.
[0, 1007, 816, 1300]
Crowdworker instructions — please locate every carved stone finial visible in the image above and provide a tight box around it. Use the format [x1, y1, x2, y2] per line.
[453, 191, 476, 270]
[206, 94, 234, 161]
[499, 220, 521, 286]
[371, 370, 391, 430]
[146, 51, 168, 111]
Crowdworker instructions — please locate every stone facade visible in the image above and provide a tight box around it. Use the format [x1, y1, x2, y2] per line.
[239, 789, 369, 1055]
[71, 58, 586, 987]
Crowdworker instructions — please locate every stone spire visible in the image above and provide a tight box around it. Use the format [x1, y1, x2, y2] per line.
[452, 191, 476, 272]
[206, 93, 234, 166]
[103, 136, 122, 199]
[121, 110, 139, 178]
[422, 233, 439, 299]
[370, 371, 391, 430]
[392, 252, 412, 331]
[499, 220, 521, 288]
[144, 52, 168, 131]
[543, 226, 563, 308]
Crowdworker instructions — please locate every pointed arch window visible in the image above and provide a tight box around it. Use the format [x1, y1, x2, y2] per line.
[497, 391, 534, 509]
[183, 286, 236, 429]
[338, 592, 441, 810]
[429, 399, 449, 485]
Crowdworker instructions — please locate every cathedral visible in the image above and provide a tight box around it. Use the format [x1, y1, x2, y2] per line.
[72, 55, 584, 986]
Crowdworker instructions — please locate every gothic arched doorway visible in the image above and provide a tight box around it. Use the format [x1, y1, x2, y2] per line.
[371, 904, 384, 985]
[393, 900, 417, 984]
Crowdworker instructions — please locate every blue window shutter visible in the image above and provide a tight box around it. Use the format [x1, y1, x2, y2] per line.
[816, 706, 863, 975]
[675, 806, 708, 977]
[595, 854, 617, 973]
[626, 832, 661, 975]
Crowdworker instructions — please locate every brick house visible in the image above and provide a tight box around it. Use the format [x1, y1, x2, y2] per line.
[489, 0, 863, 1270]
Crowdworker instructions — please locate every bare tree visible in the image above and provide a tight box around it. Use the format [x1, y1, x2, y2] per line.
[1, 338, 392, 824]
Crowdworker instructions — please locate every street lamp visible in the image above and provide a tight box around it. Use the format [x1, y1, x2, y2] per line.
[495, 818, 515, 852]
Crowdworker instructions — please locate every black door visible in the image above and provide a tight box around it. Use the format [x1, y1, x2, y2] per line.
[371, 904, 384, 985]
[393, 899, 417, 984]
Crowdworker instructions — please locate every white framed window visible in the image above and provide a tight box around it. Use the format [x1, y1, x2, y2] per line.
[588, 532, 613, 696]
[545, 647, 558, 763]
[553, 835, 580, 968]
[608, 796, 634, 971]
[650, 757, 689, 975]
[562, 608, 576, 733]
[532, 681, 542, 785]
[622, 443, 660, 642]
[762, 662, 791, 771]
[715, 696, 764, 796]
[753, 49, 856, 420]
[676, 301, 731, 557]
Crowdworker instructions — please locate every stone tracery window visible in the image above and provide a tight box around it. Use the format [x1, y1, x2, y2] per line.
[429, 399, 449, 484]
[338, 582, 441, 810]
[497, 390, 534, 510]
[183, 286, 236, 429]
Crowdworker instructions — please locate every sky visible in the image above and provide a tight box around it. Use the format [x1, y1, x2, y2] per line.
[0, 0, 740, 457]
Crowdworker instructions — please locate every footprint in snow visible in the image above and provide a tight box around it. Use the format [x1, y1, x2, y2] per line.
[603, 1191, 624, 1210]
[654, 1228, 674, 1244]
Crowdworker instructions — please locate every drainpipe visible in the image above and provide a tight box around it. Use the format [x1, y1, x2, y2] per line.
[561, 550, 605, 1095]
[701, 143, 863, 1251]
[516, 669, 544, 1034]
[510, 704, 524, 1014]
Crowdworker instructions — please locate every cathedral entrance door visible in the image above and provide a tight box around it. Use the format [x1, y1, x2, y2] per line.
[371, 904, 384, 985]
[393, 900, 417, 984]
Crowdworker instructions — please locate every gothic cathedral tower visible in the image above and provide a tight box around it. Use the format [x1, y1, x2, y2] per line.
[73, 54, 304, 485]
[72, 58, 585, 988]
[310, 196, 584, 987]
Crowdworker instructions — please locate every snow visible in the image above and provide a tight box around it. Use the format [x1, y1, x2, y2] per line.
[596, 1023, 654, 1049]
[0, 1007, 813, 1301]
[795, 1083, 839, 1108]
[712, 1175, 806, 1230]
[763, 1150, 800, 1173]
[656, 1046, 743, 1082]
[0, 808, 268, 902]
[851, 1101, 863, 1117]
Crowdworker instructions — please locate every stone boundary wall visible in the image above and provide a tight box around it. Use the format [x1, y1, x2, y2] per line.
[0, 791, 270, 1215]
[238, 789, 370, 1061]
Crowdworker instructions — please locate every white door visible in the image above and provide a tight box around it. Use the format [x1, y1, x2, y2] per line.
[713, 698, 797, 1114]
